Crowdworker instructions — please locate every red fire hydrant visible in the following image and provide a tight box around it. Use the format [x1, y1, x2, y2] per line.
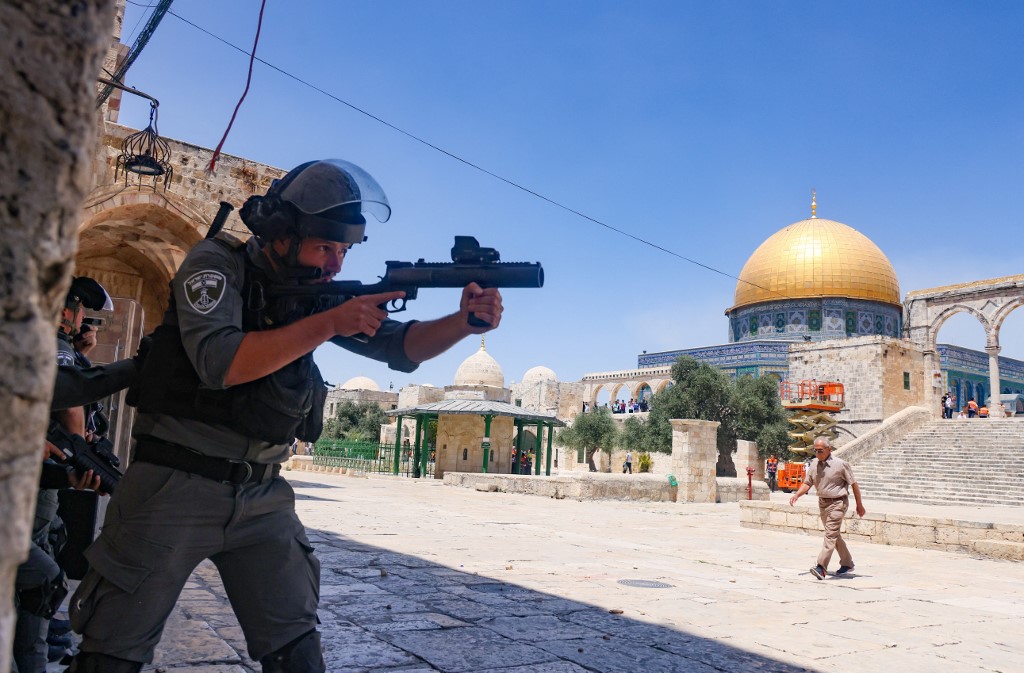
[746, 466, 755, 500]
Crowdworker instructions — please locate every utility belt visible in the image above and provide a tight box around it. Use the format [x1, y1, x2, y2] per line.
[134, 436, 281, 486]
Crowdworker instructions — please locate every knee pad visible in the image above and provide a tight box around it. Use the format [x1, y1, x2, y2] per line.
[69, 651, 143, 673]
[260, 629, 325, 673]
[15, 571, 68, 618]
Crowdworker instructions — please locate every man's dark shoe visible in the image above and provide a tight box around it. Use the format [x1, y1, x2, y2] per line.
[810, 565, 826, 580]
[48, 631, 74, 647]
[836, 565, 854, 575]
[49, 644, 70, 662]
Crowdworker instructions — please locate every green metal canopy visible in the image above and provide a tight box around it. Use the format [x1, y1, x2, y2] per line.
[387, 399, 565, 426]
[387, 399, 564, 478]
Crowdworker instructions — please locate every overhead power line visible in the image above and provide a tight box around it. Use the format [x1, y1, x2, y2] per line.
[127, 3, 795, 302]
[99, 0, 174, 106]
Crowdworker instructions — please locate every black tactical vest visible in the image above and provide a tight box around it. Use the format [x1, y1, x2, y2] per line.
[127, 240, 327, 444]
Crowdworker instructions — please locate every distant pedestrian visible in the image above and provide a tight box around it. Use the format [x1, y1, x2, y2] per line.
[623, 451, 633, 474]
[967, 398, 978, 418]
[789, 436, 866, 580]
[766, 455, 779, 492]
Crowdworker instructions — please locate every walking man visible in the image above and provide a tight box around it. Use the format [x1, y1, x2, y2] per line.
[623, 450, 633, 474]
[788, 436, 866, 579]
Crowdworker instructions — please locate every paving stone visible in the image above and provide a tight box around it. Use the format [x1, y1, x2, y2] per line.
[150, 608, 241, 667]
[321, 632, 423, 671]
[475, 662, 592, 673]
[426, 598, 546, 621]
[534, 637, 721, 673]
[381, 627, 559, 672]
[477, 615, 605, 641]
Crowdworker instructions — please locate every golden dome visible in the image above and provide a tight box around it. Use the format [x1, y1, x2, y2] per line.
[729, 217, 900, 312]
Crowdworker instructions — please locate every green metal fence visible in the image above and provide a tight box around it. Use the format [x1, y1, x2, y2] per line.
[312, 439, 435, 478]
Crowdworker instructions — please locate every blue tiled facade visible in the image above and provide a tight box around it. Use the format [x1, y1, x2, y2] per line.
[939, 344, 1024, 408]
[726, 298, 902, 344]
[638, 341, 789, 381]
[636, 337, 1024, 393]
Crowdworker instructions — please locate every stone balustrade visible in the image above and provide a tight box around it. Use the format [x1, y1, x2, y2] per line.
[740, 500, 1024, 560]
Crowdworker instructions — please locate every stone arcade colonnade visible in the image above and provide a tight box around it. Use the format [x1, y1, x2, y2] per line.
[580, 366, 674, 408]
[905, 274, 1024, 418]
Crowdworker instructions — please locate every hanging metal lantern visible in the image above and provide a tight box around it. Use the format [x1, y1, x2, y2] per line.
[115, 101, 173, 191]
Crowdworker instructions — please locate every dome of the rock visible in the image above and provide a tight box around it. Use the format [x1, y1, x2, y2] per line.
[724, 211, 903, 343]
[730, 217, 900, 312]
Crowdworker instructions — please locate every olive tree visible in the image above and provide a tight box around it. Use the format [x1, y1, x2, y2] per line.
[557, 408, 618, 472]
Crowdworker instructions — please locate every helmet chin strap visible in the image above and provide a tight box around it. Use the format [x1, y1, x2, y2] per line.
[266, 236, 321, 283]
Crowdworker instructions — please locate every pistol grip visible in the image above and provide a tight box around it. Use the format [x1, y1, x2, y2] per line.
[468, 312, 491, 328]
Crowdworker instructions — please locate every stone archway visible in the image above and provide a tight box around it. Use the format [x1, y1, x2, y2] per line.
[905, 274, 1024, 417]
[78, 188, 207, 325]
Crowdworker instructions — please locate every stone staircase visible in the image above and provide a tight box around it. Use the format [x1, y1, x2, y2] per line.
[849, 418, 1024, 507]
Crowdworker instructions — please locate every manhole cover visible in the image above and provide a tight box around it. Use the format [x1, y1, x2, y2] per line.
[471, 584, 536, 595]
[617, 579, 673, 589]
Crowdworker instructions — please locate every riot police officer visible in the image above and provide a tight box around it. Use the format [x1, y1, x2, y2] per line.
[68, 159, 503, 672]
[13, 277, 112, 673]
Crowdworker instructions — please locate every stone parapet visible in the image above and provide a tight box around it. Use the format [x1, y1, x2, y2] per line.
[733, 439, 762, 480]
[834, 405, 932, 465]
[444, 472, 678, 502]
[739, 500, 1024, 558]
[716, 478, 770, 502]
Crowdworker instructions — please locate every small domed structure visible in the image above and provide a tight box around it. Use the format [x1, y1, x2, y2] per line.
[521, 366, 557, 387]
[339, 375, 380, 391]
[453, 338, 504, 388]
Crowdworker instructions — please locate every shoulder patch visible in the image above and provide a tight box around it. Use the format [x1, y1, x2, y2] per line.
[214, 231, 246, 248]
[184, 270, 228, 314]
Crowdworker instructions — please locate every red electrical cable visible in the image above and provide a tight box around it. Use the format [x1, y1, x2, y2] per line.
[207, 0, 267, 174]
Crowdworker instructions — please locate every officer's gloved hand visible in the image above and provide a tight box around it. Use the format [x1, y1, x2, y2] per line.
[133, 335, 152, 369]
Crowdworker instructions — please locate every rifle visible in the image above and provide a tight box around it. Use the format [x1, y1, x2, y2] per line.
[259, 236, 543, 328]
[47, 422, 123, 494]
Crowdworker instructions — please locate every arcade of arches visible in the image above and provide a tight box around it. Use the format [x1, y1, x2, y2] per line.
[906, 274, 1024, 418]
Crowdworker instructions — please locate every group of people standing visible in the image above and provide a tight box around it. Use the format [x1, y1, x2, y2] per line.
[581, 398, 651, 414]
[610, 398, 648, 414]
[942, 392, 989, 418]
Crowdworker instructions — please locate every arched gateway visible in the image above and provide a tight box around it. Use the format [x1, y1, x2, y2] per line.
[905, 274, 1024, 417]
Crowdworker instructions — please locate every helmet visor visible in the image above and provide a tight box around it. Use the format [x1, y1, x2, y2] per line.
[277, 159, 391, 223]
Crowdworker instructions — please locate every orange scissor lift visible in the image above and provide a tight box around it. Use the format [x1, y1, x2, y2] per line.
[775, 380, 846, 492]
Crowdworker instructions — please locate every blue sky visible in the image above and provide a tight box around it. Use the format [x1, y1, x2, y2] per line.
[117, 0, 1024, 391]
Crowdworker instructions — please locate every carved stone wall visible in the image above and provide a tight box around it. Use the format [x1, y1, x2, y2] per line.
[788, 336, 926, 441]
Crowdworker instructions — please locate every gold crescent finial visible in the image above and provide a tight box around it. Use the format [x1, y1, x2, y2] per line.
[811, 189, 817, 218]
[480, 335, 486, 351]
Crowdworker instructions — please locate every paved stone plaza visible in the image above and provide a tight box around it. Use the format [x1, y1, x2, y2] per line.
[100, 473, 1024, 673]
